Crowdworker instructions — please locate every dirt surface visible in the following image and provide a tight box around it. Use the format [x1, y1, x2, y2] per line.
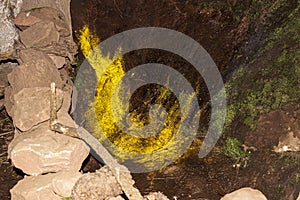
[70, 1, 300, 199]
[0, 109, 23, 199]
[0, 0, 299, 199]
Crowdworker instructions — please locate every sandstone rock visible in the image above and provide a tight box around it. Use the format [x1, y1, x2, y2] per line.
[11, 175, 61, 200]
[6, 54, 63, 111]
[144, 192, 170, 200]
[21, 0, 72, 37]
[297, 192, 300, 200]
[11, 87, 63, 131]
[220, 187, 267, 200]
[18, 48, 54, 65]
[71, 166, 122, 200]
[19, 20, 59, 48]
[10, 171, 82, 200]
[14, 11, 40, 29]
[108, 196, 125, 200]
[51, 171, 83, 197]
[15, 7, 70, 37]
[8, 122, 89, 175]
[49, 54, 66, 69]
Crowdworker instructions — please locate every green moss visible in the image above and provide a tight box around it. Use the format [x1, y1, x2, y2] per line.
[222, 137, 249, 161]
[224, 5, 300, 131]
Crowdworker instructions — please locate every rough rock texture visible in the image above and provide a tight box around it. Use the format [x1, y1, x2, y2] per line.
[21, 0, 72, 37]
[10, 171, 82, 200]
[15, 7, 70, 37]
[220, 187, 267, 200]
[8, 122, 89, 175]
[51, 171, 83, 197]
[71, 166, 122, 200]
[49, 54, 66, 69]
[144, 192, 170, 200]
[18, 48, 54, 65]
[5, 55, 64, 115]
[19, 20, 60, 48]
[10, 87, 63, 131]
[108, 196, 125, 200]
[0, 0, 22, 54]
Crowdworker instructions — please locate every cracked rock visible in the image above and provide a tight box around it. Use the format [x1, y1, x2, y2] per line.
[8, 122, 89, 175]
[10, 87, 63, 131]
[10, 170, 82, 200]
[19, 20, 59, 48]
[15, 7, 70, 37]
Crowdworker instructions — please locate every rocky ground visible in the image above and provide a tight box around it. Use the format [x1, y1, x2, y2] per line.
[0, 0, 299, 199]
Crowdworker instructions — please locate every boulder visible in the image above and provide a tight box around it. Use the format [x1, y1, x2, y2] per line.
[10, 170, 82, 200]
[220, 187, 267, 200]
[71, 166, 122, 200]
[19, 20, 59, 48]
[5, 55, 64, 115]
[10, 87, 63, 131]
[15, 7, 70, 37]
[21, 0, 72, 37]
[52, 171, 83, 197]
[18, 48, 54, 65]
[8, 122, 89, 176]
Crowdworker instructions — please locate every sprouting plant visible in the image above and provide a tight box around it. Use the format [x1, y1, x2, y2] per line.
[222, 137, 250, 168]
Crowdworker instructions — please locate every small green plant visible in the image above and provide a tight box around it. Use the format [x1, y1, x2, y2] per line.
[61, 197, 71, 200]
[222, 137, 250, 168]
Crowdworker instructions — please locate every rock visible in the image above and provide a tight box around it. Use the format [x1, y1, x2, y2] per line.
[49, 54, 66, 69]
[0, 62, 16, 98]
[7, 54, 64, 94]
[274, 131, 300, 152]
[11, 175, 61, 200]
[144, 192, 170, 200]
[71, 166, 122, 200]
[10, 170, 82, 200]
[220, 187, 267, 200]
[108, 196, 125, 200]
[21, 0, 72, 37]
[8, 122, 89, 175]
[18, 48, 54, 65]
[0, 0, 22, 54]
[297, 192, 300, 200]
[0, 20, 19, 54]
[14, 11, 40, 29]
[51, 171, 83, 197]
[15, 7, 70, 37]
[10, 87, 63, 131]
[19, 20, 59, 48]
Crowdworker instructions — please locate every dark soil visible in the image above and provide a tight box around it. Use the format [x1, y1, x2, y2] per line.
[0, 0, 299, 199]
[70, 0, 300, 199]
[0, 109, 22, 200]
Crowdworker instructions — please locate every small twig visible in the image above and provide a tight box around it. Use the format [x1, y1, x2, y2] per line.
[0, 131, 14, 137]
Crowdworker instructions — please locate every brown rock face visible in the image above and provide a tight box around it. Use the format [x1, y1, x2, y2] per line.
[15, 7, 70, 37]
[19, 20, 59, 48]
[10, 170, 82, 200]
[10, 87, 63, 131]
[8, 122, 89, 176]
